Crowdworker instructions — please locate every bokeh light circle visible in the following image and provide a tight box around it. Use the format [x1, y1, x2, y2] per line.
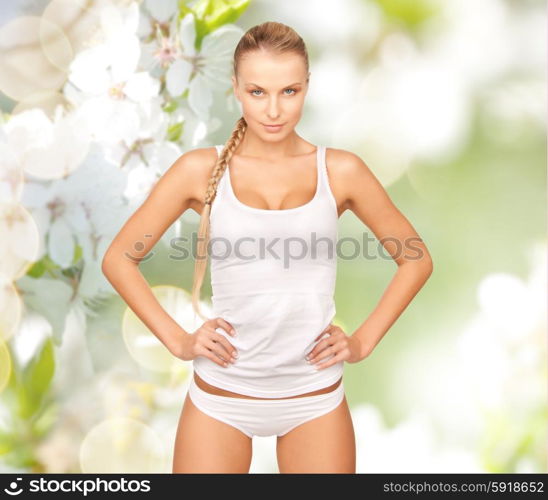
[0, 16, 71, 101]
[80, 417, 168, 473]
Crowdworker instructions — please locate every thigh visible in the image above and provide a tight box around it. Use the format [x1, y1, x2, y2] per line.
[172, 392, 253, 473]
[276, 395, 355, 473]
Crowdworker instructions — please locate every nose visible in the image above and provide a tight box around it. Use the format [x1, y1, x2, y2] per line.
[266, 95, 280, 120]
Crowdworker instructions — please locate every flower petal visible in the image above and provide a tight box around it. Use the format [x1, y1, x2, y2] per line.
[188, 74, 212, 119]
[166, 59, 192, 97]
[49, 217, 76, 268]
[124, 72, 160, 102]
[144, 0, 178, 23]
[179, 13, 196, 56]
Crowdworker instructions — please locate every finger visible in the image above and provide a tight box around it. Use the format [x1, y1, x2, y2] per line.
[213, 333, 238, 359]
[313, 323, 332, 342]
[210, 352, 230, 367]
[207, 328, 238, 359]
[206, 338, 233, 363]
[306, 330, 341, 359]
[314, 352, 343, 371]
[305, 337, 333, 361]
[204, 325, 231, 341]
[310, 338, 347, 361]
[216, 317, 236, 336]
[196, 345, 228, 368]
[310, 346, 335, 365]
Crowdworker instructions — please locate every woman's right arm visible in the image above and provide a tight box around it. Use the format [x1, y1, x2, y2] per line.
[101, 148, 237, 366]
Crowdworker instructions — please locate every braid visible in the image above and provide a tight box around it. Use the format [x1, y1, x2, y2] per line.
[191, 117, 247, 321]
[205, 117, 247, 206]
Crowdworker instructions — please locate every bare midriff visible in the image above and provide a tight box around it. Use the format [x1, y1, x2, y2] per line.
[194, 372, 342, 400]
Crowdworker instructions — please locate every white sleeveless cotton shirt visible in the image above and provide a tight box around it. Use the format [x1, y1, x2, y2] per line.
[192, 144, 343, 398]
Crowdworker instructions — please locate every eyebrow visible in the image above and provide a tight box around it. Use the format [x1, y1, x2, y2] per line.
[245, 82, 303, 88]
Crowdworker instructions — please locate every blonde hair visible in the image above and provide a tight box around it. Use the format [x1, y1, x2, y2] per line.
[191, 21, 310, 321]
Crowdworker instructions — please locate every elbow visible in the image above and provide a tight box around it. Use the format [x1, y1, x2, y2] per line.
[405, 253, 432, 278]
[101, 250, 114, 278]
[422, 255, 434, 279]
[416, 243, 433, 277]
[399, 251, 433, 277]
[101, 248, 137, 278]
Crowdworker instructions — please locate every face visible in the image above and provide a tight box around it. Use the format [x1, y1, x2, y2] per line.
[232, 49, 310, 140]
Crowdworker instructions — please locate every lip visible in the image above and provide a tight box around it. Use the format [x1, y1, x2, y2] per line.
[262, 123, 285, 132]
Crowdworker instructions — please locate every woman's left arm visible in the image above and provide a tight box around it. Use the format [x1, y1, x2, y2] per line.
[344, 149, 434, 361]
[308, 149, 433, 369]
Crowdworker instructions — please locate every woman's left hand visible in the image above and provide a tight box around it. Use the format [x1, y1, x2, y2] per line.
[305, 323, 366, 370]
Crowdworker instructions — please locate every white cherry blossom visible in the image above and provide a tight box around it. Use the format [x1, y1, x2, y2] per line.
[64, 2, 161, 148]
[141, 12, 243, 119]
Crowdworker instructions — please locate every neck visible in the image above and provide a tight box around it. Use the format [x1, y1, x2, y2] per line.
[235, 129, 303, 159]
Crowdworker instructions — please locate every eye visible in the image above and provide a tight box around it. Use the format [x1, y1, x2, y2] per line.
[249, 88, 298, 96]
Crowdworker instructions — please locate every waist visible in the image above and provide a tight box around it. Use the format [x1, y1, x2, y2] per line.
[210, 290, 335, 330]
[211, 260, 336, 297]
[193, 371, 342, 399]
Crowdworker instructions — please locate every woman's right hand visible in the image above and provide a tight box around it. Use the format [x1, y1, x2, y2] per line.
[176, 317, 238, 367]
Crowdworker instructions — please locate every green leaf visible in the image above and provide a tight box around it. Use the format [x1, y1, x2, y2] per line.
[189, 0, 251, 47]
[32, 401, 58, 439]
[372, 0, 439, 30]
[26, 337, 55, 397]
[18, 338, 55, 420]
[25, 241, 81, 279]
[167, 121, 183, 142]
[72, 243, 83, 266]
[5, 443, 38, 469]
[163, 100, 178, 113]
[1, 352, 20, 411]
[178, 0, 194, 18]
[26, 254, 58, 278]
[0, 428, 16, 455]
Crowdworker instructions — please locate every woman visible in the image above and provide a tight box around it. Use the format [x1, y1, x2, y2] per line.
[102, 21, 433, 473]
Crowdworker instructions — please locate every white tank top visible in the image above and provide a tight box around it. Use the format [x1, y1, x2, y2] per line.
[192, 144, 343, 398]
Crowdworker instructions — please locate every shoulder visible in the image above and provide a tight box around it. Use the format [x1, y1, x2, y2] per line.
[168, 145, 219, 192]
[172, 146, 219, 175]
[325, 147, 381, 209]
[152, 146, 219, 209]
[325, 146, 371, 175]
